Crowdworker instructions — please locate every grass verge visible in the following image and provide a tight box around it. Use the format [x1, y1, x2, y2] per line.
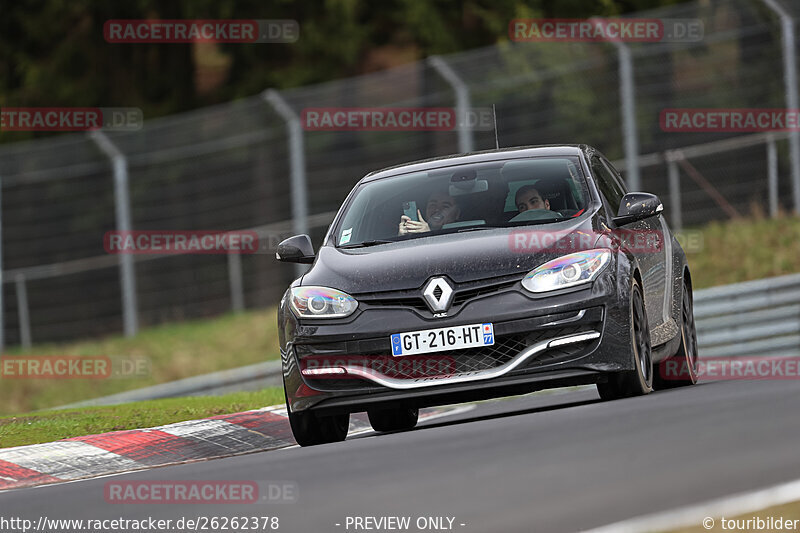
[0, 308, 281, 415]
[684, 212, 800, 288]
[0, 388, 285, 449]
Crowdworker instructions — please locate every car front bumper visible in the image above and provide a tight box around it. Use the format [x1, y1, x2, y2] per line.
[280, 270, 634, 413]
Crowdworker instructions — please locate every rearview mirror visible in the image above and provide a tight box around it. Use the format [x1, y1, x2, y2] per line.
[276, 234, 315, 264]
[613, 192, 663, 226]
[449, 168, 488, 196]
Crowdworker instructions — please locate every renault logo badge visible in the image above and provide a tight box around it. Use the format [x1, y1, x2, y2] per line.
[422, 277, 454, 313]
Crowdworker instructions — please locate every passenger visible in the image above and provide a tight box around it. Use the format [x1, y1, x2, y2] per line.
[515, 185, 551, 213]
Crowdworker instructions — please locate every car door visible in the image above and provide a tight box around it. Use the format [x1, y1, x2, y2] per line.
[591, 156, 669, 330]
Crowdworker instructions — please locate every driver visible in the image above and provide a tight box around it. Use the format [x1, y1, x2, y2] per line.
[515, 185, 551, 213]
[398, 191, 460, 235]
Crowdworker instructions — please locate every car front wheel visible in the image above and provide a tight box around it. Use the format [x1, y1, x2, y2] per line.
[654, 278, 699, 389]
[285, 390, 349, 446]
[597, 278, 654, 400]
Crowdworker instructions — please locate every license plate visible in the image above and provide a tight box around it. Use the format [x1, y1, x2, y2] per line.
[390, 323, 494, 357]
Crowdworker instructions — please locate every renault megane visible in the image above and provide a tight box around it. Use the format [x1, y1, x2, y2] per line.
[276, 145, 699, 446]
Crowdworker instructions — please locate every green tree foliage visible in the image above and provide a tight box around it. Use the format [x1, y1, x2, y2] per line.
[1, 0, 685, 140]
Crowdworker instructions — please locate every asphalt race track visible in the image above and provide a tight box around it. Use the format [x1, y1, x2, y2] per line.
[3, 380, 800, 532]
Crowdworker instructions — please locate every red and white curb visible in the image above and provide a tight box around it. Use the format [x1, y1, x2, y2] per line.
[0, 404, 473, 492]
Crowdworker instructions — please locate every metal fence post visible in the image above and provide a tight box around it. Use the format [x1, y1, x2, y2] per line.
[767, 135, 779, 217]
[428, 55, 474, 154]
[666, 151, 683, 231]
[263, 89, 310, 279]
[227, 250, 245, 312]
[0, 175, 4, 353]
[90, 131, 139, 337]
[592, 18, 640, 191]
[14, 274, 31, 349]
[616, 43, 641, 191]
[763, 0, 800, 213]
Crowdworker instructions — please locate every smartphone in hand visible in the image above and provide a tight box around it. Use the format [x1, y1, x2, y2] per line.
[402, 201, 418, 221]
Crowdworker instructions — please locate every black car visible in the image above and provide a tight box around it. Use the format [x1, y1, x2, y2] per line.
[276, 145, 699, 446]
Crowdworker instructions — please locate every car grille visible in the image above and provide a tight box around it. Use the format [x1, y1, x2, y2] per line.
[357, 278, 519, 312]
[358, 295, 429, 311]
[452, 280, 519, 306]
[298, 324, 597, 391]
[422, 332, 528, 375]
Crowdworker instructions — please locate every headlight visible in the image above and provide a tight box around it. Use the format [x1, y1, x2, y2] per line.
[522, 249, 611, 293]
[289, 286, 358, 318]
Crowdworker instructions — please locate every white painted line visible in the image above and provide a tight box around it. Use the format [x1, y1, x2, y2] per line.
[156, 418, 242, 437]
[347, 403, 478, 438]
[155, 418, 257, 449]
[0, 442, 140, 481]
[583, 477, 800, 533]
[250, 405, 286, 414]
[420, 403, 476, 423]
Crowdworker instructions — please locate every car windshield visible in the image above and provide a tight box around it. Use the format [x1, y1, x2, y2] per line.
[334, 156, 591, 248]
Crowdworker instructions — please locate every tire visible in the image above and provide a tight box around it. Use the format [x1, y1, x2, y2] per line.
[367, 406, 419, 433]
[654, 278, 699, 389]
[597, 278, 654, 400]
[285, 389, 349, 446]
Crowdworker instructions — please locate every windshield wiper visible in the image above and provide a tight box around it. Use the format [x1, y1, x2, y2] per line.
[339, 239, 395, 249]
[506, 216, 574, 227]
[456, 226, 503, 233]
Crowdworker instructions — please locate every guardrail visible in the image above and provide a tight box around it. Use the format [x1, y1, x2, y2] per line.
[695, 273, 800, 359]
[56, 274, 800, 408]
[57, 360, 283, 409]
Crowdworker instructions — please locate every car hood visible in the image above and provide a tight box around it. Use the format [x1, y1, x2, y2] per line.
[302, 218, 603, 293]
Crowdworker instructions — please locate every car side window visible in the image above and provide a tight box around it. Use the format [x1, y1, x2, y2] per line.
[591, 156, 625, 213]
[600, 158, 629, 196]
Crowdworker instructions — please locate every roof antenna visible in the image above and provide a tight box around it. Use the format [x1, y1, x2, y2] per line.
[492, 104, 500, 150]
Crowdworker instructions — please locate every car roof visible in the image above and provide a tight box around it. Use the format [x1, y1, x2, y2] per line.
[361, 144, 593, 183]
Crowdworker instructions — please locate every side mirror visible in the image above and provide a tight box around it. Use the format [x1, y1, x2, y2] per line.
[613, 192, 663, 226]
[276, 234, 315, 264]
